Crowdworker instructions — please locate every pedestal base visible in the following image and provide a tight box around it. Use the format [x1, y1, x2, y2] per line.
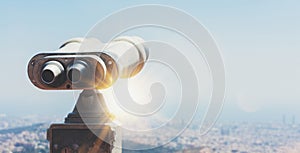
[47, 123, 121, 153]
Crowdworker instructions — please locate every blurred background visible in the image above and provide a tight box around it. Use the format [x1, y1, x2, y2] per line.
[0, 1, 300, 152]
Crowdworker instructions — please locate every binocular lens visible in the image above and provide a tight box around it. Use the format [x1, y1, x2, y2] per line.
[42, 70, 55, 83]
[41, 61, 65, 85]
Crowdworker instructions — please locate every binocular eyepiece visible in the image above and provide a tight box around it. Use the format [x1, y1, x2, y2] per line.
[40, 60, 89, 86]
[28, 36, 148, 90]
[67, 60, 89, 83]
[41, 61, 64, 85]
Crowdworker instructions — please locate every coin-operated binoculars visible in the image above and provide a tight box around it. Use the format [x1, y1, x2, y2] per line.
[27, 36, 148, 153]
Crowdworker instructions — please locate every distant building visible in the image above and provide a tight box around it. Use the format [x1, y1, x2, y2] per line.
[221, 127, 230, 136]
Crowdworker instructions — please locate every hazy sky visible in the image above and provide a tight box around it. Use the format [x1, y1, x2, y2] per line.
[0, 1, 299, 123]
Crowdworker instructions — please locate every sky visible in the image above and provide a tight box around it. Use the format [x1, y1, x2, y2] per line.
[0, 0, 299, 123]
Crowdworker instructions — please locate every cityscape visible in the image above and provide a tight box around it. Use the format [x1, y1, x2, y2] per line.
[0, 115, 300, 153]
